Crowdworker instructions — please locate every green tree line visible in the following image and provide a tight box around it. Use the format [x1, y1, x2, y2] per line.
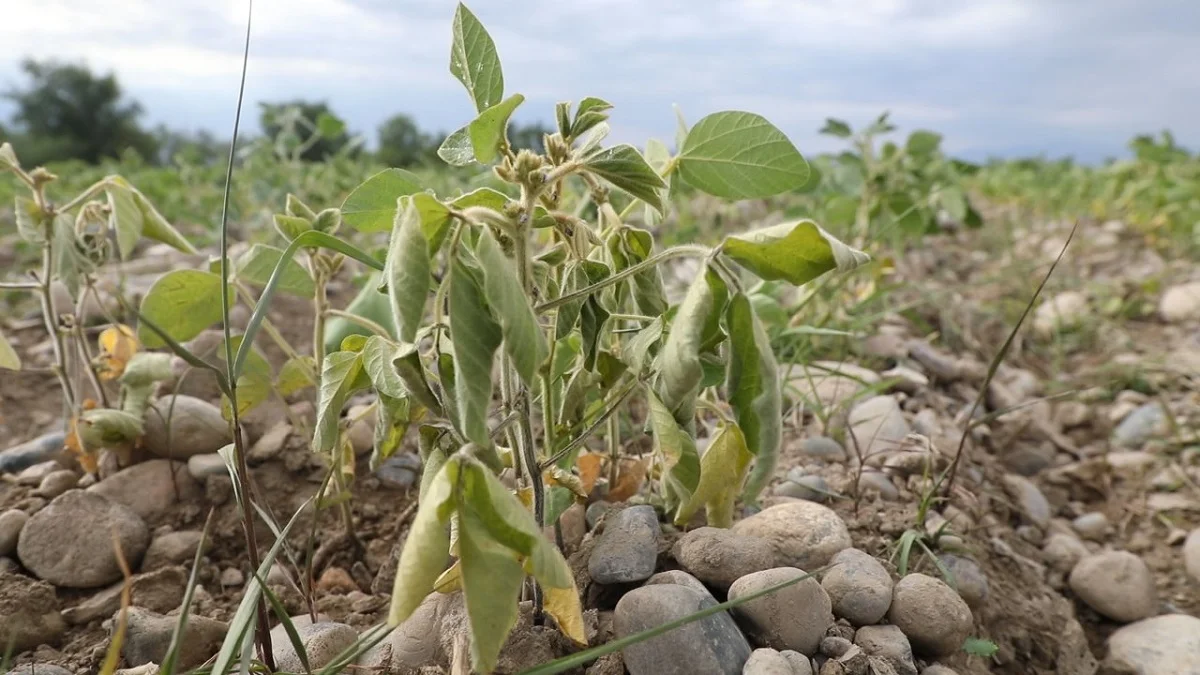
[0, 58, 549, 168]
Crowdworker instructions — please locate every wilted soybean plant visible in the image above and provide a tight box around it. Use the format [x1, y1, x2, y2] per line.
[235, 4, 870, 672]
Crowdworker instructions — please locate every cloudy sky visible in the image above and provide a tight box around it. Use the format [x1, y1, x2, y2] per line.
[2, 0, 1196, 163]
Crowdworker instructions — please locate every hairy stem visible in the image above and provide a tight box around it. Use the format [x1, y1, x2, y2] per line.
[36, 211, 76, 415]
[535, 245, 710, 313]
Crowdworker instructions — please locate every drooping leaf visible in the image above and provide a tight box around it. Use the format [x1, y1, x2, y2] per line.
[450, 2, 505, 113]
[128, 186, 196, 254]
[313, 351, 371, 454]
[277, 356, 316, 396]
[232, 243, 314, 296]
[475, 228, 547, 384]
[0, 329, 20, 371]
[657, 268, 718, 419]
[939, 185, 968, 222]
[96, 324, 140, 381]
[222, 374, 271, 420]
[645, 388, 701, 516]
[388, 457, 457, 625]
[386, 198, 431, 343]
[725, 293, 781, 505]
[457, 508, 524, 674]
[15, 196, 45, 243]
[622, 228, 667, 316]
[888, 193, 929, 234]
[106, 181, 144, 260]
[469, 94, 525, 164]
[341, 168, 425, 232]
[721, 220, 869, 286]
[449, 253, 502, 446]
[438, 124, 477, 167]
[678, 111, 809, 199]
[136, 270, 230, 348]
[583, 144, 666, 214]
[545, 583, 588, 646]
[906, 130, 943, 156]
[374, 392, 418, 464]
[674, 422, 753, 527]
[410, 192, 453, 253]
[622, 317, 664, 375]
[361, 335, 408, 398]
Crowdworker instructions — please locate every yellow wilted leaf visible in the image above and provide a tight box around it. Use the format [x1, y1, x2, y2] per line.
[433, 559, 462, 594]
[544, 466, 587, 499]
[544, 582, 588, 646]
[576, 453, 603, 495]
[517, 485, 534, 510]
[65, 399, 100, 473]
[96, 324, 140, 381]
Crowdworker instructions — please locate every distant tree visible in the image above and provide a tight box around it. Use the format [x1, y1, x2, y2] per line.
[154, 126, 226, 166]
[3, 58, 160, 165]
[508, 121, 551, 153]
[377, 113, 436, 167]
[259, 100, 353, 162]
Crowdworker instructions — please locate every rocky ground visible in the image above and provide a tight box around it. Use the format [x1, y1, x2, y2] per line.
[1, 215, 1199, 674]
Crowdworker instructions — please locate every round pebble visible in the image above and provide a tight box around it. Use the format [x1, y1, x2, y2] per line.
[936, 554, 989, 609]
[743, 648, 794, 675]
[1071, 513, 1109, 541]
[820, 548, 893, 625]
[17, 491, 149, 588]
[728, 567, 833, 655]
[1042, 534, 1090, 573]
[1068, 551, 1157, 622]
[731, 501, 851, 570]
[1106, 614, 1200, 674]
[673, 527, 777, 590]
[0, 509, 29, 557]
[1184, 529, 1200, 584]
[887, 573, 973, 656]
[799, 437, 846, 462]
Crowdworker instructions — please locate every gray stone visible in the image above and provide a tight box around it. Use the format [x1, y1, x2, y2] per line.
[142, 395, 233, 460]
[887, 573, 973, 657]
[881, 367, 929, 394]
[1069, 551, 1157, 622]
[18, 491, 149, 588]
[87, 459, 202, 521]
[820, 548, 893, 626]
[744, 648, 794, 675]
[936, 554, 988, 609]
[789, 363, 879, 411]
[856, 470, 899, 501]
[615, 584, 751, 675]
[820, 636, 853, 657]
[729, 567, 833, 656]
[142, 530, 208, 571]
[247, 420, 292, 463]
[589, 505, 660, 584]
[854, 625, 916, 675]
[1002, 474, 1051, 528]
[5, 665, 72, 675]
[122, 606, 226, 669]
[63, 566, 187, 624]
[1042, 533, 1090, 573]
[732, 501, 851, 570]
[376, 453, 422, 490]
[34, 470, 78, 498]
[220, 567, 244, 586]
[674, 527, 778, 590]
[271, 621, 358, 672]
[1105, 614, 1200, 674]
[919, 666, 960, 675]
[774, 475, 832, 503]
[1159, 281, 1200, 322]
[799, 437, 846, 462]
[357, 593, 449, 672]
[907, 342, 963, 381]
[847, 396, 910, 461]
[645, 570, 715, 599]
[16, 460, 61, 486]
[0, 572, 65, 653]
[585, 500, 614, 529]
[781, 650, 814, 675]
[186, 453, 226, 480]
[1112, 403, 1167, 449]
[1033, 291, 1087, 336]
[0, 509, 29, 557]
[0, 431, 65, 475]
[1185, 528, 1200, 584]
[1071, 513, 1110, 541]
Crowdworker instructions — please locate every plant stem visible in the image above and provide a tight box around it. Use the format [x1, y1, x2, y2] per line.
[36, 215, 76, 415]
[325, 308, 391, 338]
[74, 280, 110, 408]
[0, 281, 39, 291]
[309, 253, 328, 389]
[535, 245, 710, 313]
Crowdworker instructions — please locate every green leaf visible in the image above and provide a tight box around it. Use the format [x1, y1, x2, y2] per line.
[906, 130, 943, 156]
[450, 253, 503, 447]
[272, 213, 312, 241]
[386, 198, 431, 343]
[450, 2, 505, 113]
[940, 185, 968, 222]
[475, 228, 547, 384]
[324, 271, 395, 356]
[411, 192, 454, 252]
[888, 193, 929, 234]
[341, 168, 425, 233]
[15, 196, 45, 243]
[555, 101, 572, 137]
[820, 118, 853, 138]
[361, 335, 409, 398]
[233, 243, 314, 296]
[389, 457, 457, 625]
[583, 144, 666, 214]
[469, 94, 525, 164]
[622, 317, 663, 376]
[130, 189, 196, 254]
[457, 507, 524, 674]
[222, 374, 271, 420]
[570, 97, 613, 139]
[313, 351, 371, 454]
[674, 104, 690, 151]
[622, 228, 667, 317]
[52, 213, 90, 296]
[0, 329, 20, 371]
[438, 124, 477, 167]
[106, 181, 144, 260]
[657, 269, 717, 418]
[316, 111, 346, 139]
[674, 422, 753, 527]
[642, 139, 672, 226]
[726, 293, 782, 505]
[721, 220, 869, 286]
[374, 393, 416, 464]
[137, 270, 231, 348]
[277, 356, 316, 396]
[286, 194, 318, 220]
[645, 388, 700, 517]
[678, 111, 809, 200]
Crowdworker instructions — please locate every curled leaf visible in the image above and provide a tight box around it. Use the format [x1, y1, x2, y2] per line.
[96, 324, 140, 381]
